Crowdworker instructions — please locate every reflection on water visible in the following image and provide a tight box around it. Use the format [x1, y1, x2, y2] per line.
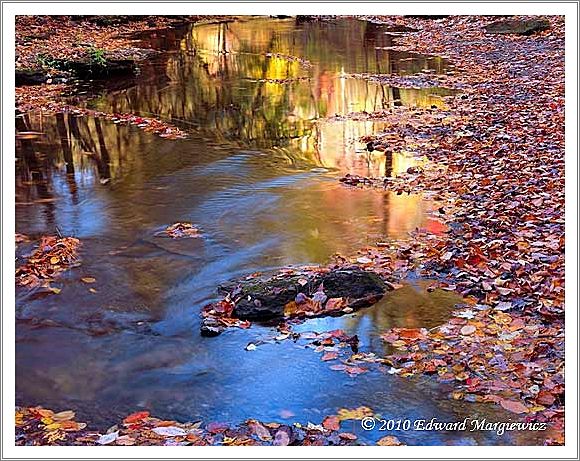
[14, 17, 540, 445]
[88, 17, 454, 176]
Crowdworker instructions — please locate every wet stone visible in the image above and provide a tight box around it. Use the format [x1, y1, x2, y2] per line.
[230, 267, 389, 321]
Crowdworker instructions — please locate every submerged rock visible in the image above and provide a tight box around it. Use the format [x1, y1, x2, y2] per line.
[484, 19, 550, 36]
[230, 267, 389, 321]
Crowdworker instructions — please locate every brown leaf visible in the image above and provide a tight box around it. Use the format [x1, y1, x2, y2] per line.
[377, 435, 403, 446]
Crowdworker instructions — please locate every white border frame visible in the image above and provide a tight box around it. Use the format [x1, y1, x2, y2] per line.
[2, 2, 578, 459]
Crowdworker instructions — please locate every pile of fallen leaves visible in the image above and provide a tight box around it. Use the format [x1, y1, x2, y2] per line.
[381, 307, 563, 418]
[15, 235, 81, 288]
[16, 406, 403, 446]
[15, 85, 188, 139]
[201, 298, 252, 333]
[338, 15, 565, 444]
[346, 72, 459, 90]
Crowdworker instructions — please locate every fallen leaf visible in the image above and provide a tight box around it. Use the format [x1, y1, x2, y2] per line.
[123, 411, 150, 424]
[377, 435, 403, 446]
[321, 352, 338, 361]
[322, 415, 340, 431]
[273, 430, 290, 446]
[97, 431, 119, 445]
[460, 325, 476, 335]
[152, 426, 187, 437]
[337, 406, 373, 421]
[500, 399, 529, 414]
[52, 410, 75, 422]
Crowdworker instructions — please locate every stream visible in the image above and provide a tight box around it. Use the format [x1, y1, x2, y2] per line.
[15, 16, 543, 445]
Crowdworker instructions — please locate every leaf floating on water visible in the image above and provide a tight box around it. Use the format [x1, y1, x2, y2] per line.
[322, 415, 340, 431]
[321, 352, 338, 361]
[337, 406, 373, 421]
[158, 222, 201, 239]
[15, 235, 81, 288]
[279, 410, 295, 419]
[81, 277, 96, 284]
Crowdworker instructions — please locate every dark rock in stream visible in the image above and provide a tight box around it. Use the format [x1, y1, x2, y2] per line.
[228, 267, 389, 321]
[484, 19, 550, 36]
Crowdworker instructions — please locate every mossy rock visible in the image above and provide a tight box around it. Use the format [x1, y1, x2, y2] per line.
[227, 267, 389, 321]
[484, 19, 550, 36]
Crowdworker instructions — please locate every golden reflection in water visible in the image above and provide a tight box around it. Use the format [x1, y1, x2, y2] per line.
[344, 280, 464, 331]
[163, 19, 451, 176]
[312, 118, 430, 177]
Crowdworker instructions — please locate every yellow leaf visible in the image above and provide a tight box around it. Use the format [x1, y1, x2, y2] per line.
[15, 411, 25, 426]
[81, 277, 96, 284]
[337, 406, 373, 421]
[50, 256, 60, 265]
[44, 422, 62, 431]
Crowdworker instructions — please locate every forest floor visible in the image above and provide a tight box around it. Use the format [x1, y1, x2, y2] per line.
[15, 15, 565, 446]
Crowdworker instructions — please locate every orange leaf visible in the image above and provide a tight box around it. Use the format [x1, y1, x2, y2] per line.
[322, 415, 340, 431]
[123, 411, 150, 424]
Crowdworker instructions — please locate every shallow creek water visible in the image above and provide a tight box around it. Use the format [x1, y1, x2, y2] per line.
[16, 17, 542, 444]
